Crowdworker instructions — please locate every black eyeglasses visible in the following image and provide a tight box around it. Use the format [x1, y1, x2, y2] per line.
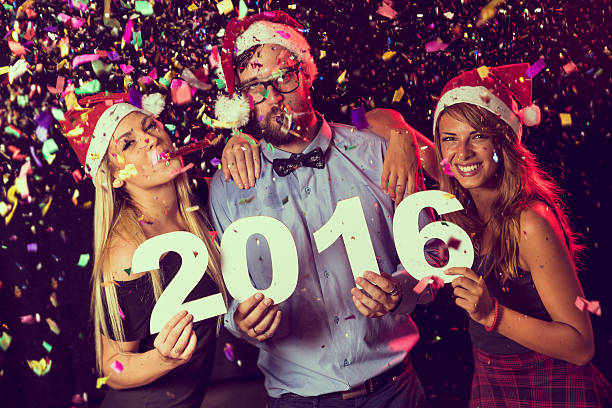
[238, 67, 301, 105]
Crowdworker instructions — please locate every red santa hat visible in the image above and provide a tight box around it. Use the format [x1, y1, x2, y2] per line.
[433, 63, 541, 141]
[212, 11, 317, 128]
[59, 91, 165, 185]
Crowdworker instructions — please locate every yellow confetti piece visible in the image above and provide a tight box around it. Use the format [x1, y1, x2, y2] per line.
[0, 66, 9, 75]
[90, 152, 100, 160]
[559, 113, 572, 127]
[0, 201, 8, 217]
[187, 3, 198, 11]
[72, 189, 79, 206]
[117, 163, 138, 180]
[66, 126, 84, 137]
[117, 153, 125, 165]
[216, 0, 234, 15]
[56, 59, 70, 70]
[442, 193, 456, 199]
[46, 318, 60, 335]
[64, 92, 83, 111]
[476, 66, 490, 79]
[96, 375, 110, 389]
[319, 50, 326, 59]
[185, 205, 200, 212]
[392, 86, 405, 103]
[27, 357, 52, 376]
[337, 69, 347, 84]
[41, 196, 53, 217]
[382, 50, 397, 61]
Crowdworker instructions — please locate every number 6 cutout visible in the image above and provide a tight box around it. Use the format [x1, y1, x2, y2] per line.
[393, 190, 474, 283]
[132, 231, 228, 334]
[220, 216, 299, 303]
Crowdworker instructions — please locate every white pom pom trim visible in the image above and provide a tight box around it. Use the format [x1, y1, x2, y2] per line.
[519, 104, 541, 127]
[142, 93, 166, 116]
[214, 94, 250, 128]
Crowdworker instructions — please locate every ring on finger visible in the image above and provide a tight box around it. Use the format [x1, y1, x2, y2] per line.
[252, 326, 260, 335]
[387, 284, 400, 297]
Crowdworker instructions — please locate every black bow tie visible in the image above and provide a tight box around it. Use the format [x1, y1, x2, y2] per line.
[272, 147, 325, 177]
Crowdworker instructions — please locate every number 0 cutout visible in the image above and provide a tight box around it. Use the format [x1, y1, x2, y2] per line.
[313, 196, 380, 280]
[393, 190, 474, 283]
[131, 231, 228, 334]
[220, 216, 299, 303]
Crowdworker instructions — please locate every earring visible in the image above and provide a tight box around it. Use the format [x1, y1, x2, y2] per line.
[112, 179, 122, 188]
[492, 151, 499, 163]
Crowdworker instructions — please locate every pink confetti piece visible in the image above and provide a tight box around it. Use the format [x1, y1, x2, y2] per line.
[47, 76, 65, 95]
[123, 19, 134, 43]
[110, 360, 124, 373]
[118, 305, 125, 320]
[563, 61, 577, 74]
[575, 296, 601, 316]
[413, 275, 446, 294]
[425, 39, 449, 53]
[120, 64, 134, 74]
[344, 314, 356, 320]
[8, 41, 28, 56]
[275, 30, 291, 39]
[377, 0, 398, 19]
[27, 243, 38, 252]
[20, 314, 35, 324]
[72, 54, 100, 69]
[170, 79, 192, 105]
[440, 158, 454, 176]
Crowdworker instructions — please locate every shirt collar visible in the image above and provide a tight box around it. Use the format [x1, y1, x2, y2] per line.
[261, 112, 332, 162]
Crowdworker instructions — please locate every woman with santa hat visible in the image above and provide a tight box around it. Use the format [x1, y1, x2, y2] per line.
[430, 63, 609, 407]
[60, 92, 227, 407]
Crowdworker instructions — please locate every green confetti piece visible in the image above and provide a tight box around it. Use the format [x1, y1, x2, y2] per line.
[282, 196, 289, 205]
[238, 196, 255, 205]
[135, 0, 154, 15]
[440, 221, 449, 226]
[0, 332, 12, 351]
[4, 126, 21, 138]
[51, 108, 65, 121]
[3, 3, 14, 10]
[42, 341, 53, 353]
[132, 31, 142, 47]
[77, 253, 90, 267]
[164, 124, 176, 131]
[213, 78, 226, 89]
[267, 143, 275, 151]
[159, 77, 170, 87]
[238, 0, 248, 18]
[75, 79, 101, 95]
[17, 95, 29, 107]
[42, 139, 59, 163]
[262, 88, 270, 99]
[343, 145, 356, 150]
[123, 268, 131, 276]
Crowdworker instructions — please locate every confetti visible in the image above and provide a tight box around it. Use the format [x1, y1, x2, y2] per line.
[0, 332, 12, 351]
[110, 360, 124, 373]
[223, 342, 235, 361]
[559, 113, 572, 127]
[575, 296, 601, 316]
[440, 158, 454, 176]
[96, 375, 110, 388]
[77, 253, 90, 267]
[27, 357, 53, 376]
[392, 87, 405, 103]
[525, 58, 546, 78]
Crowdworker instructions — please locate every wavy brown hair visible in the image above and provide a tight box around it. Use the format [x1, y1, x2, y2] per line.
[433, 103, 582, 283]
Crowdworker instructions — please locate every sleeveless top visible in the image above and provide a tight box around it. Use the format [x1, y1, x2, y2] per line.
[469, 255, 551, 354]
[101, 251, 219, 408]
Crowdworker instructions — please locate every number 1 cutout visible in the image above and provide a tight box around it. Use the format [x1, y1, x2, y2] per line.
[313, 196, 380, 280]
[220, 216, 299, 304]
[131, 231, 228, 334]
[393, 190, 474, 283]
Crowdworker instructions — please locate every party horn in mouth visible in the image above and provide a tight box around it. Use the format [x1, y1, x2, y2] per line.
[167, 132, 220, 159]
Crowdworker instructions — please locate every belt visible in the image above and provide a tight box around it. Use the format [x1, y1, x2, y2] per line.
[322, 357, 412, 400]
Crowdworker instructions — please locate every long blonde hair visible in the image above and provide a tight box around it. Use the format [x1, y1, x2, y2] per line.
[434, 103, 582, 283]
[91, 156, 227, 373]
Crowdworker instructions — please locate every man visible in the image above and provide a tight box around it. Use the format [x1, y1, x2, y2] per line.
[209, 11, 436, 407]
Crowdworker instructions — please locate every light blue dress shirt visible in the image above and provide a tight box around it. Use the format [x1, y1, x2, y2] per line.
[209, 116, 434, 398]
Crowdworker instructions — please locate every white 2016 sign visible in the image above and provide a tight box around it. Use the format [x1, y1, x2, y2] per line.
[131, 190, 474, 333]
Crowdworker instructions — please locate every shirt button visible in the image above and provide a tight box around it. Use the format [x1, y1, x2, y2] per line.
[324, 270, 330, 278]
[304, 186, 311, 195]
[334, 316, 340, 325]
[343, 359, 350, 366]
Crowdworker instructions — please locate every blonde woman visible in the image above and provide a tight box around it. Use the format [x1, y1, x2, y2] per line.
[60, 92, 226, 407]
[431, 64, 609, 407]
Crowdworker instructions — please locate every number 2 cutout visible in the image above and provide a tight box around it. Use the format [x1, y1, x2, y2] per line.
[131, 231, 228, 334]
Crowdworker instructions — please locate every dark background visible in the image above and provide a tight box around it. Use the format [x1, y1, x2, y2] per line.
[0, 0, 610, 407]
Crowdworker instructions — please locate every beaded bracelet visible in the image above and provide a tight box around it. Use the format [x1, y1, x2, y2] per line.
[484, 297, 500, 332]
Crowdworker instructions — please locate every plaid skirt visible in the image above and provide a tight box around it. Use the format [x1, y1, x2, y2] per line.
[470, 347, 612, 408]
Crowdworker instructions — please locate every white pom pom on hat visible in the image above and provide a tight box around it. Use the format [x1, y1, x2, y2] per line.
[518, 104, 541, 127]
[214, 93, 251, 129]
